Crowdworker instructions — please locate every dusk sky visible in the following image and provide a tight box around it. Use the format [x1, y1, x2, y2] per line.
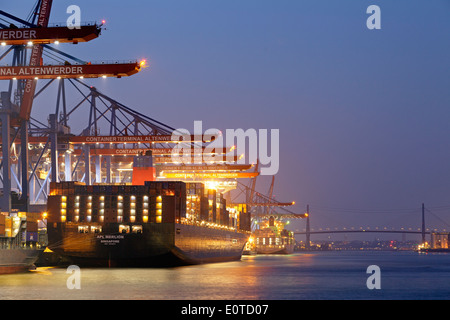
[2, 0, 450, 238]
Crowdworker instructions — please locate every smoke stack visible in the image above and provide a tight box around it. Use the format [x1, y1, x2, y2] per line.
[269, 216, 275, 227]
[132, 150, 156, 185]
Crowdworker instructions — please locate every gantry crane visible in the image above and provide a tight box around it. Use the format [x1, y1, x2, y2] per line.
[0, 0, 143, 212]
[0, 2, 265, 211]
[229, 169, 306, 232]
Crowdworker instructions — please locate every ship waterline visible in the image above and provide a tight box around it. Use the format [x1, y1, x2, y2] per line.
[0, 248, 42, 274]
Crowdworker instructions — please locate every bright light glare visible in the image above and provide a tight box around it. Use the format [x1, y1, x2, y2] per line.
[139, 59, 148, 68]
[205, 181, 220, 190]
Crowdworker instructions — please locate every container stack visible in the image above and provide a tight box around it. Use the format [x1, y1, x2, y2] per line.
[47, 180, 251, 232]
[48, 181, 189, 225]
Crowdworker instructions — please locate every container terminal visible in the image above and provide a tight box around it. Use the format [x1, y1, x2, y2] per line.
[0, 1, 305, 272]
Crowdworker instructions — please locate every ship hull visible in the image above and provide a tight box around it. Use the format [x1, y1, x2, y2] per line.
[255, 244, 294, 255]
[0, 248, 42, 274]
[419, 248, 450, 253]
[48, 222, 249, 267]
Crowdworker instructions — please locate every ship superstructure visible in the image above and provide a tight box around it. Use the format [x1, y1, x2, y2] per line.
[253, 216, 295, 254]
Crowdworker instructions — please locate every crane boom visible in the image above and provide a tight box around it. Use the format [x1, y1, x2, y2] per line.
[0, 62, 141, 80]
[0, 25, 101, 45]
[20, 0, 53, 121]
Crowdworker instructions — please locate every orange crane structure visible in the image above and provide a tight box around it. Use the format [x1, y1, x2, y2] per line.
[0, 0, 143, 212]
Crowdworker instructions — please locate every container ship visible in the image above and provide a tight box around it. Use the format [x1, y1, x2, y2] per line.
[0, 211, 46, 274]
[46, 154, 251, 267]
[418, 232, 450, 253]
[253, 216, 295, 254]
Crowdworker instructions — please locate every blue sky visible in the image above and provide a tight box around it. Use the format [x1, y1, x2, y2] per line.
[2, 0, 450, 237]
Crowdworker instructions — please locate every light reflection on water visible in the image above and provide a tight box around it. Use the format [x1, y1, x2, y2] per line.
[1, 251, 449, 300]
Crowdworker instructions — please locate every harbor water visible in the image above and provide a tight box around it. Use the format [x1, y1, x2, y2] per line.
[0, 251, 449, 300]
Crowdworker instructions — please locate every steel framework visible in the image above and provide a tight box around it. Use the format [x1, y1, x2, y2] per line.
[0, 2, 144, 211]
[229, 165, 306, 231]
[0, 2, 279, 214]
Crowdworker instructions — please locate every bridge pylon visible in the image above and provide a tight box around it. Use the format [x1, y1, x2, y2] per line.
[306, 204, 310, 249]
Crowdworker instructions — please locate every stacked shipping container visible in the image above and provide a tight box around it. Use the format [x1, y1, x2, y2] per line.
[47, 181, 251, 232]
[48, 182, 186, 225]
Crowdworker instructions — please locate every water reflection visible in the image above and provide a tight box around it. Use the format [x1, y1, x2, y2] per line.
[0, 252, 449, 300]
